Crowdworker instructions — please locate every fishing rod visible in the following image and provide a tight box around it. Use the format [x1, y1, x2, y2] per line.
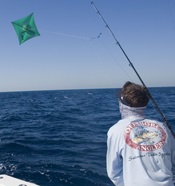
[91, 1, 175, 138]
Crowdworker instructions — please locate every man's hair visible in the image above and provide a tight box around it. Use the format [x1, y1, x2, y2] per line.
[121, 81, 149, 107]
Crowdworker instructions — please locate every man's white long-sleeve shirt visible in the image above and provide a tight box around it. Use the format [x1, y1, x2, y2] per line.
[107, 102, 175, 186]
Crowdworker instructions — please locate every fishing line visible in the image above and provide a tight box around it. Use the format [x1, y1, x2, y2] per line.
[89, 30, 134, 110]
[91, 1, 175, 138]
[41, 30, 91, 40]
[88, 25, 134, 87]
[95, 33, 134, 81]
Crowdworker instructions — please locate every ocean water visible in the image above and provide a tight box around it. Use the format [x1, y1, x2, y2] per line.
[0, 87, 174, 186]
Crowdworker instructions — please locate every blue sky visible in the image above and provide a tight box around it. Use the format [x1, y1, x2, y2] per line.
[1, 0, 175, 92]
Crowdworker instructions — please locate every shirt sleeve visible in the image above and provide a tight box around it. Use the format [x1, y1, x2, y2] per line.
[106, 128, 124, 186]
[171, 133, 175, 183]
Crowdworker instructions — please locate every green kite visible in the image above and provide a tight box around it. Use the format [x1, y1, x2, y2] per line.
[12, 13, 40, 45]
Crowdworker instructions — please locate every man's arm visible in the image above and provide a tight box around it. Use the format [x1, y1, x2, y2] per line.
[171, 134, 175, 183]
[106, 129, 124, 186]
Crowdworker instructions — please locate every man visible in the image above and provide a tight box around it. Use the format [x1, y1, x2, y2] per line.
[107, 81, 175, 186]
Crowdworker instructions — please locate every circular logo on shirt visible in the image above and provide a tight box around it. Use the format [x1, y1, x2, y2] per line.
[124, 121, 167, 151]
